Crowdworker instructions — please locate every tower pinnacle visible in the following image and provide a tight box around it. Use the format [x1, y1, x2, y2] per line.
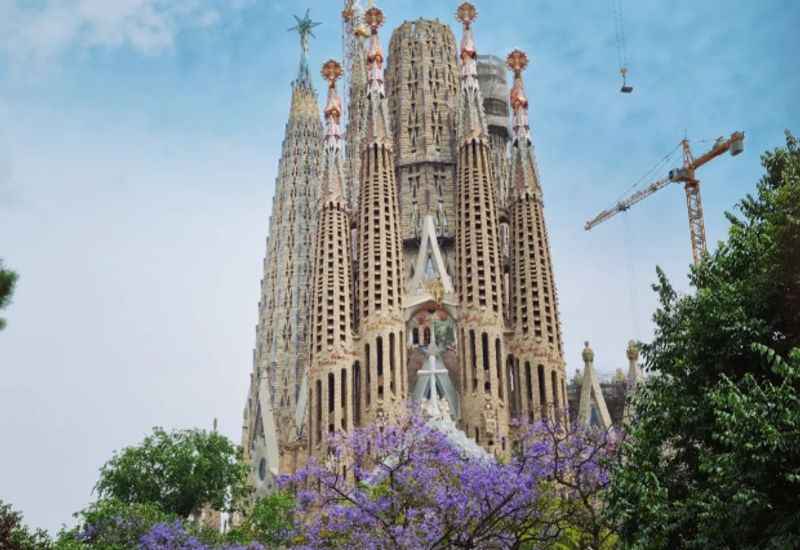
[507, 49, 531, 145]
[321, 60, 345, 203]
[455, 2, 487, 142]
[363, 6, 391, 147]
[289, 9, 322, 86]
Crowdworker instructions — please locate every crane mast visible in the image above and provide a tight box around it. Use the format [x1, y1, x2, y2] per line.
[585, 131, 744, 265]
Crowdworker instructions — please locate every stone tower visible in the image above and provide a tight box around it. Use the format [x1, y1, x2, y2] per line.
[354, 6, 408, 427]
[453, 3, 509, 454]
[386, 18, 459, 243]
[477, 54, 512, 311]
[505, 50, 567, 424]
[308, 60, 358, 455]
[342, 2, 369, 213]
[241, 13, 322, 493]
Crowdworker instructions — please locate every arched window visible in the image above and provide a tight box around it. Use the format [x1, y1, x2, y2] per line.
[537, 365, 547, 419]
[389, 332, 397, 395]
[315, 380, 322, 444]
[341, 368, 348, 430]
[399, 331, 405, 395]
[482, 332, 491, 394]
[495, 338, 503, 400]
[469, 330, 477, 391]
[353, 361, 361, 427]
[327, 372, 335, 435]
[365, 343, 371, 406]
[525, 362, 533, 403]
[551, 370, 560, 415]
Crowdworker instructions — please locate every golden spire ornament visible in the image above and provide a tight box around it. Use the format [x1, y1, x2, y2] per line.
[455, 2, 477, 28]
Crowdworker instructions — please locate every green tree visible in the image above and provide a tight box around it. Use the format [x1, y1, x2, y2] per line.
[54, 499, 174, 549]
[227, 491, 295, 547]
[95, 427, 251, 518]
[1, 500, 51, 550]
[608, 132, 800, 549]
[0, 259, 18, 330]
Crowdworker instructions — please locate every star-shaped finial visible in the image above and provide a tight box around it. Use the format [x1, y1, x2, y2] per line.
[288, 8, 322, 55]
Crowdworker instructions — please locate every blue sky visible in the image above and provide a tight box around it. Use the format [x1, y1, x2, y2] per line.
[1, 0, 798, 533]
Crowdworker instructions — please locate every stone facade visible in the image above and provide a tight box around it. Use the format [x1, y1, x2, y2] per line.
[386, 19, 460, 243]
[242, 3, 568, 478]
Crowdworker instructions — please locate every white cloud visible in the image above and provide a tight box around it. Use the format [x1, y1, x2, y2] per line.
[0, 0, 246, 65]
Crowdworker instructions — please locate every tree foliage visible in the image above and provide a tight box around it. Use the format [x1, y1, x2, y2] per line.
[608, 132, 800, 549]
[0, 259, 18, 330]
[95, 427, 251, 518]
[281, 412, 619, 549]
[227, 492, 295, 548]
[56, 498, 175, 549]
[0, 500, 50, 550]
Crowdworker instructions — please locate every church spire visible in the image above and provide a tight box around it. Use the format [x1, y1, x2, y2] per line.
[307, 59, 356, 454]
[355, 4, 407, 427]
[507, 49, 541, 200]
[321, 60, 345, 204]
[623, 340, 643, 423]
[455, 2, 488, 143]
[578, 342, 612, 429]
[362, 6, 391, 148]
[242, 11, 324, 484]
[288, 9, 321, 88]
[507, 49, 531, 145]
[454, 2, 508, 456]
[505, 49, 566, 425]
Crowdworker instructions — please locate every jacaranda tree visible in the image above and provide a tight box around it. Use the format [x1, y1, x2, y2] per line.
[281, 411, 620, 549]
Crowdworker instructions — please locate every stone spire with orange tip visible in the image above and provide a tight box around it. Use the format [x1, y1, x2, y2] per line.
[505, 49, 567, 424]
[355, 5, 407, 426]
[454, 2, 509, 456]
[308, 60, 358, 457]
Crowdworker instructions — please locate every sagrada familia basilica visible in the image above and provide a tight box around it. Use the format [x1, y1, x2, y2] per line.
[239, 2, 635, 496]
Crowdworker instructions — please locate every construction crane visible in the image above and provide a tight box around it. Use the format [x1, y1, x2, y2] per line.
[585, 131, 745, 265]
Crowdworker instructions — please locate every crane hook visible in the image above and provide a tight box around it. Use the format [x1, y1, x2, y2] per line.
[620, 67, 633, 94]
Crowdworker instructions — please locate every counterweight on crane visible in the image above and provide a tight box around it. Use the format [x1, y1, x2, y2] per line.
[585, 131, 745, 264]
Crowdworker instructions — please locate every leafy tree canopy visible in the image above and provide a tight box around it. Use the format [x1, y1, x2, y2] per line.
[95, 427, 251, 518]
[608, 132, 800, 549]
[1, 500, 50, 550]
[0, 259, 18, 330]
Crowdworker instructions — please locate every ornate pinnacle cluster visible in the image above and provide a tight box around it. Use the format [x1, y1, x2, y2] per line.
[363, 6, 391, 147]
[365, 7, 386, 95]
[507, 49, 531, 145]
[343, 0, 370, 38]
[322, 60, 344, 137]
[455, 2, 487, 142]
[456, 3, 478, 86]
[321, 60, 345, 204]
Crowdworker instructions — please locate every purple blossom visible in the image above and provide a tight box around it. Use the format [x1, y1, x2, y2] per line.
[140, 521, 206, 550]
[280, 411, 621, 549]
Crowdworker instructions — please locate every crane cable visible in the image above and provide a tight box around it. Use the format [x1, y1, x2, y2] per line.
[612, 142, 682, 206]
[613, 0, 629, 72]
[622, 213, 641, 341]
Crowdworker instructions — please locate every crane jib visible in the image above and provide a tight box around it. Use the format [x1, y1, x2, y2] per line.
[584, 132, 745, 265]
